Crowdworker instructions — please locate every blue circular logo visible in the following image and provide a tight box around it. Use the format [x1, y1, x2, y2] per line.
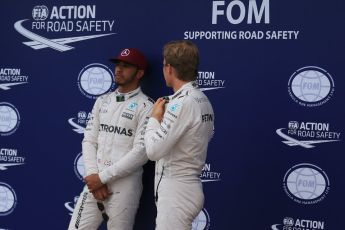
[0, 182, 17, 216]
[283, 163, 330, 204]
[74, 153, 85, 181]
[0, 102, 20, 136]
[288, 66, 334, 107]
[78, 63, 115, 99]
[169, 103, 179, 112]
[192, 208, 210, 230]
[128, 102, 138, 110]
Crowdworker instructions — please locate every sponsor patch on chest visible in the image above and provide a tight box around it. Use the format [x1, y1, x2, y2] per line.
[121, 111, 134, 120]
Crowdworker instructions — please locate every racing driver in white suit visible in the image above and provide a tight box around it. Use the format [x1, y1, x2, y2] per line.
[68, 48, 153, 230]
[144, 40, 214, 230]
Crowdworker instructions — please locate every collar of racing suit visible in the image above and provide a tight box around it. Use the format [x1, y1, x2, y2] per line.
[114, 87, 141, 102]
[169, 81, 197, 100]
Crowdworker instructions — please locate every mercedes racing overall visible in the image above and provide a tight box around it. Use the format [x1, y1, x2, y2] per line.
[145, 82, 214, 230]
[69, 87, 153, 230]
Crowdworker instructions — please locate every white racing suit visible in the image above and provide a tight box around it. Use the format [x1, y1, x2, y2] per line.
[68, 87, 153, 230]
[144, 82, 214, 230]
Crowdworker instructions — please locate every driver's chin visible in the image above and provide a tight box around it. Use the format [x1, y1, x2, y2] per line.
[115, 77, 125, 85]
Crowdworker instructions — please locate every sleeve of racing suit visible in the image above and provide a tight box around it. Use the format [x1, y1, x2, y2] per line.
[98, 102, 152, 184]
[144, 97, 193, 161]
[82, 97, 102, 176]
